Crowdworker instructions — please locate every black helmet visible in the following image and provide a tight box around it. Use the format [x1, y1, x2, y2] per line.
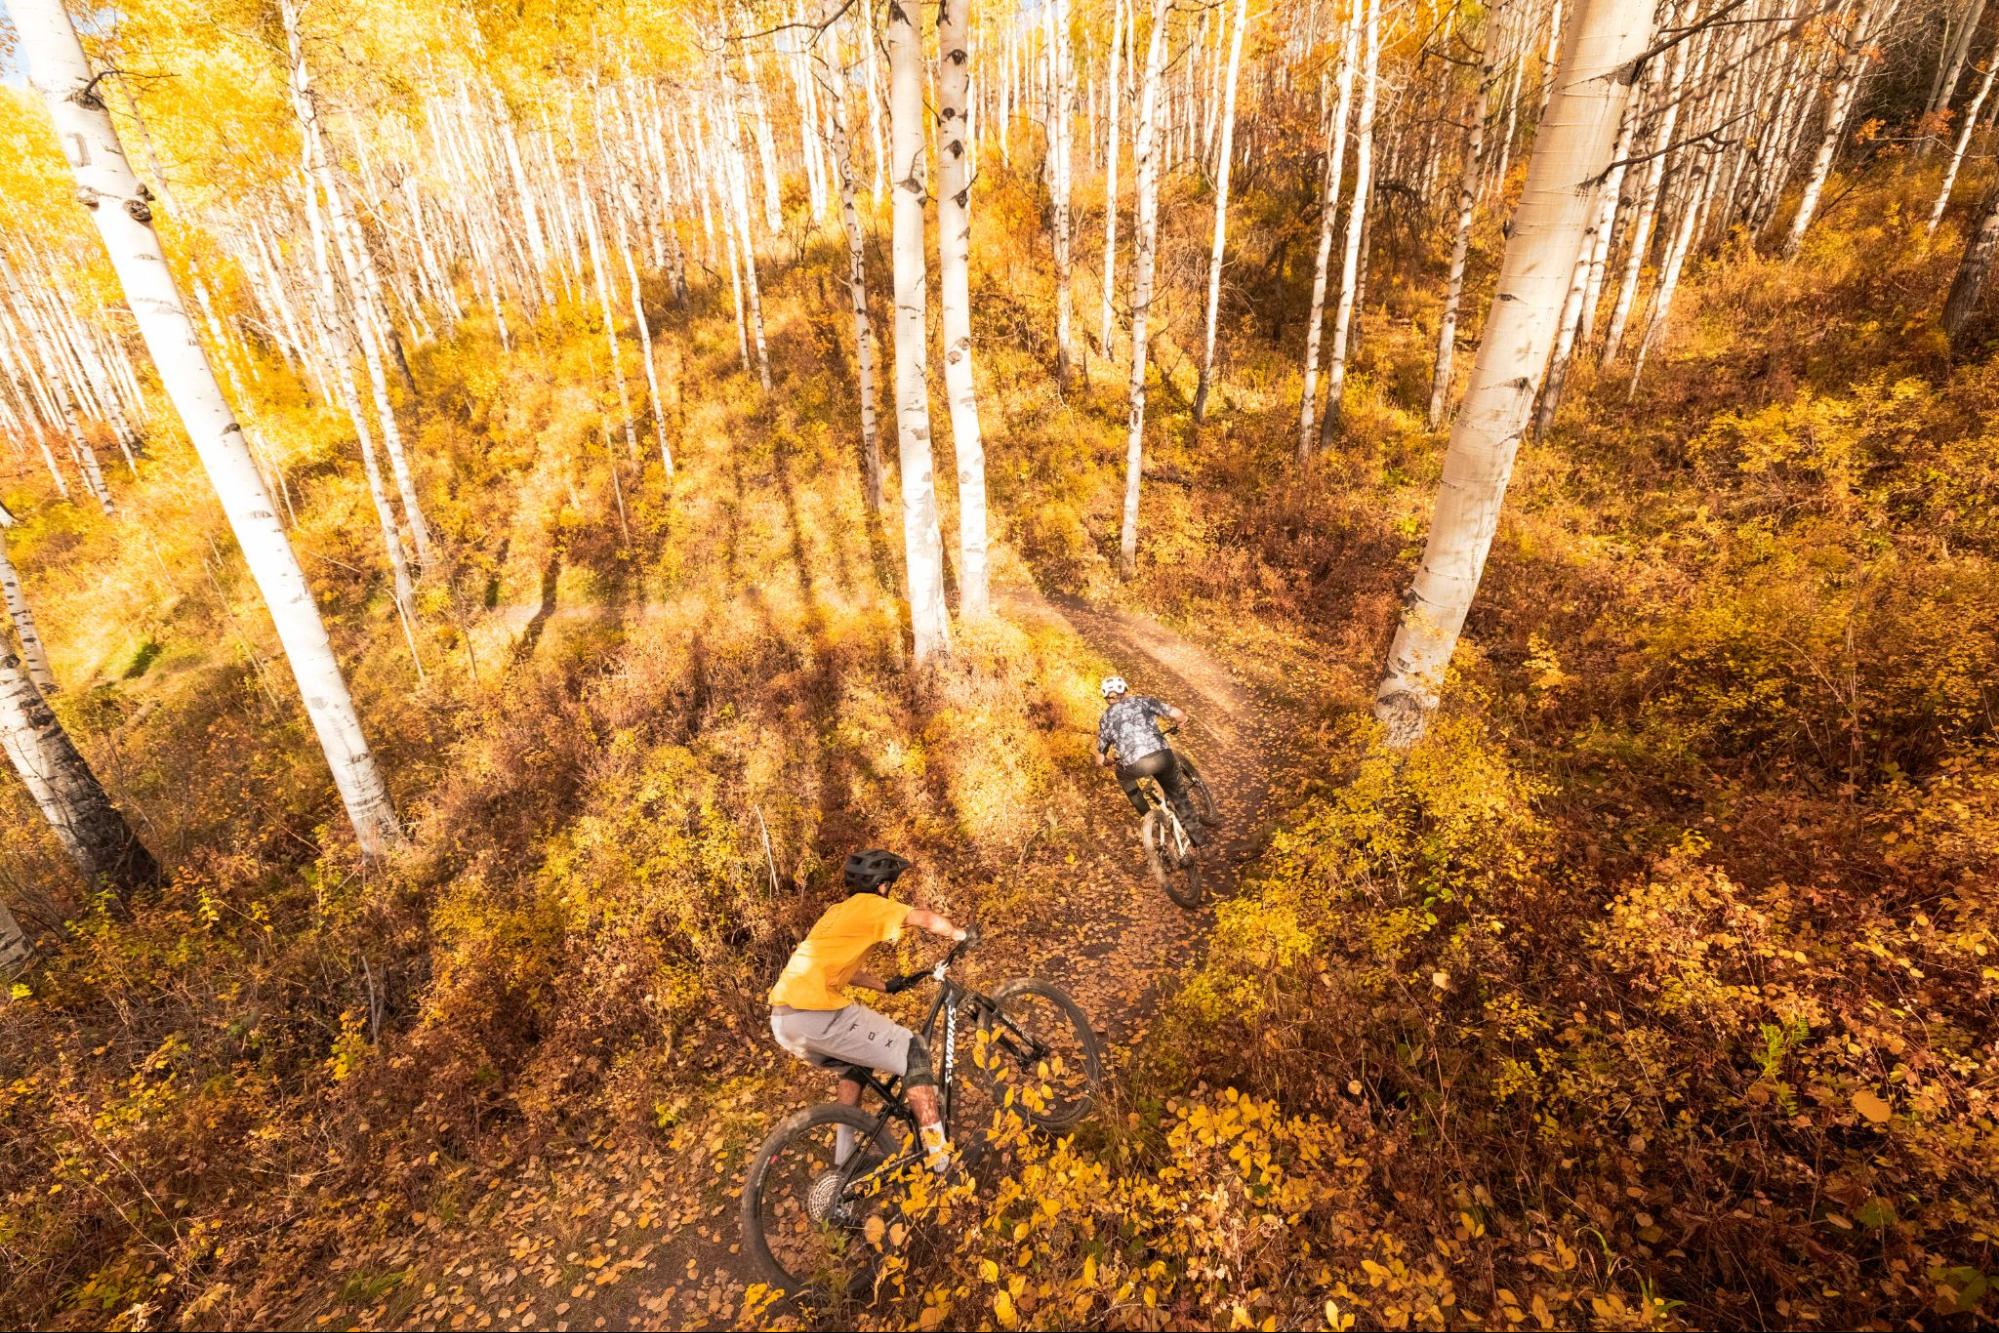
[843, 849, 912, 894]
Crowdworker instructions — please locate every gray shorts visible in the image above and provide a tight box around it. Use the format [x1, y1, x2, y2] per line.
[771, 1003, 914, 1077]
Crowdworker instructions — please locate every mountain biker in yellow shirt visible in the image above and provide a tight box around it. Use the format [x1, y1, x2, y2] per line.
[769, 850, 970, 1172]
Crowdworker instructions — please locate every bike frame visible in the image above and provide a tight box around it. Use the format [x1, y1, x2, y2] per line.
[836, 960, 1040, 1165]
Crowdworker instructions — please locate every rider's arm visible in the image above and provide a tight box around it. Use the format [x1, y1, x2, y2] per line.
[850, 969, 890, 993]
[905, 907, 968, 942]
[1161, 702, 1188, 730]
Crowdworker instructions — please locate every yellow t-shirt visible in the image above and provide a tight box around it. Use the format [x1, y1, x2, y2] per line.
[769, 893, 914, 1011]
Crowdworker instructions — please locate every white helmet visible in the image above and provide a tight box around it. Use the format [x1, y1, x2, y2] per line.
[1100, 676, 1129, 699]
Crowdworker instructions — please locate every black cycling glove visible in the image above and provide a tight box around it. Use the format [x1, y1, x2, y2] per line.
[883, 972, 920, 995]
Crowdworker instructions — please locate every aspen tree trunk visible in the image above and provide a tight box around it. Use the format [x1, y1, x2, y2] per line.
[0, 893, 27, 974]
[1783, 3, 1894, 259]
[0, 529, 55, 693]
[1924, 0, 1987, 138]
[1945, 182, 1999, 343]
[1375, 0, 1652, 748]
[1430, 50, 1496, 428]
[718, 82, 774, 390]
[741, 45, 786, 234]
[1538, 87, 1640, 429]
[814, 4, 884, 515]
[1603, 16, 1689, 356]
[886, 0, 953, 663]
[1494, 33, 1525, 190]
[1099, 0, 1128, 361]
[1118, 0, 1172, 576]
[12, 0, 401, 855]
[1050, 0, 1079, 384]
[1320, 0, 1380, 447]
[1299, 2, 1359, 458]
[1928, 41, 1999, 237]
[1, 651, 160, 894]
[283, 12, 435, 572]
[1629, 144, 1710, 391]
[867, 0, 889, 200]
[495, 94, 555, 310]
[937, 0, 992, 618]
[613, 204, 673, 478]
[582, 190, 641, 463]
[1192, 0, 1249, 423]
[305, 181, 418, 615]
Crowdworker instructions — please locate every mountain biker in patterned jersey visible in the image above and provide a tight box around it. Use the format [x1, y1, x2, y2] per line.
[768, 850, 972, 1173]
[1095, 676, 1207, 847]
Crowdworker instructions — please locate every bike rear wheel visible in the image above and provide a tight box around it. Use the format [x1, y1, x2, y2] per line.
[1142, 806, 1206, 907]
[740, 1102, 913, 1298]
[974, 979, 1102, 1130]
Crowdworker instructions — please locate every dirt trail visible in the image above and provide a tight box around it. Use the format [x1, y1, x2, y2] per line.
[993, 590, 1281, 1055]
[309, 591, 1289, 1333]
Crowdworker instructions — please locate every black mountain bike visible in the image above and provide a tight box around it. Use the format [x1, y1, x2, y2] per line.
[741, 934, 1101, 1298]
[1136, 739, 1220, 908]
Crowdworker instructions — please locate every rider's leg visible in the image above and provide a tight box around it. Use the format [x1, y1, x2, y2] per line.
[1113, 762, 1150, 815]
[834, 1072, 862, 1164]
[901, 1035, 952, 1171]
[1153, 751, 1205, 844]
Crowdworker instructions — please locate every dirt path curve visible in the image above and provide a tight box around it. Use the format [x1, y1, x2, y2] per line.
[309, 592, 1290, 1333]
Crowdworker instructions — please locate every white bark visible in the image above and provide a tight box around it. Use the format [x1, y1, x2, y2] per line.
[1603, 17, 1691, 357]
[0, 894, 27, 975]
[1299, 6, 1359, 457]
[938, 0, 992, 618]
[814, 7, 884, 515]
[1192, 0, 1249, 423]
[1, 650, 158, 893]
[1783, 2, 1896, 259]
[0, 530, 56, 693]
[1051, 0, 1078, 383]
[582, 189, 641, 463]
[1375, 0, 1654, 748]
[1430, 43, 1496, 429]
[1099, 0, 1128, 360]
[1945, 182, 1999, 342]
[13, 0, 401, 855]
[1928, 38, 1999, 237]
[1118, 0, 1172, 576]
[1319, 0, 1380, 447]
[887, 0, 953, 664]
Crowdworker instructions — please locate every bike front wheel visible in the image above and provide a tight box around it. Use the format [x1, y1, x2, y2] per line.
[974, 979, 1102, 1130]
[740, 1102, 913, 1299]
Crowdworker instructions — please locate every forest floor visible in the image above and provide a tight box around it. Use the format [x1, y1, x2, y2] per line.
[292, 582, 1307, 1333]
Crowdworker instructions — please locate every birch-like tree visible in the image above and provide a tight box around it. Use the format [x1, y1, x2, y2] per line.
[813, 4, 884, 514]
[1299, 2, 1359, 458]
[1375, 0, 1655, 747]
[1318, 0, 1380, 447]
[1927, 36, 1999, 237]
[1117, 0, 1172, 576]
[11, 0, 403, 855]
[1050, 0, 1079, 384]
[886, 0, 953, 662]
[1099, 0, 1127, 361]
[937, 0, 992, 617]
[1430, 18, 1498, 429]
[0, 512, 56, 694]
[1192, 0, 1249, 423]
[1945, 182, 1999, 344]
[0, 650, 160, 895]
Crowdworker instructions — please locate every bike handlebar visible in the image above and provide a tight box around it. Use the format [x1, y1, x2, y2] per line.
[886, 925, 981, 993]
